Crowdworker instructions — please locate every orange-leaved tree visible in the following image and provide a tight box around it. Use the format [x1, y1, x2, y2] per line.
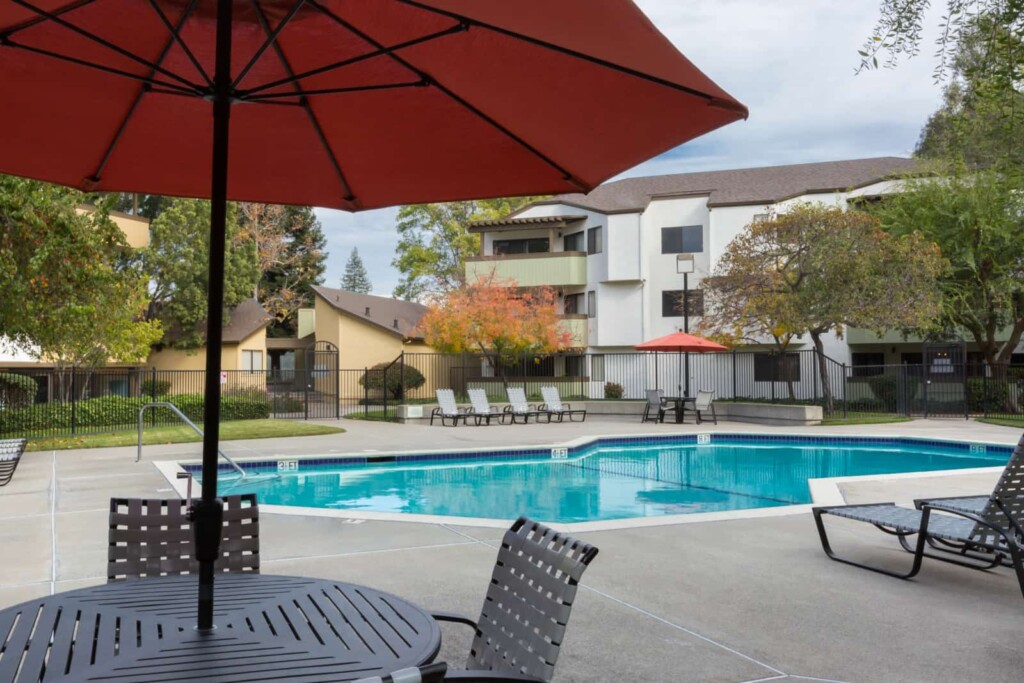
[417, 274, 571, 388]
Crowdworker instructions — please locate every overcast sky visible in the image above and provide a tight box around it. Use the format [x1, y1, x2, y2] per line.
[316, 0, 946, 297]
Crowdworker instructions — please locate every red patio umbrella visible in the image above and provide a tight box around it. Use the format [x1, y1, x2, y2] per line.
[636, 331, 727, 396]
[0, 0, 746, 630]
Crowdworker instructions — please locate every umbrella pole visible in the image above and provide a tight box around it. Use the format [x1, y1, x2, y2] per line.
[193, 0, 234, 632]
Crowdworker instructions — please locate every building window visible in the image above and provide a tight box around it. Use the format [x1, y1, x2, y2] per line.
[661, 225, 703, 254]
[493, 237, 549, 255]
[563, 292, 584, 315]
[565, 355, 586, 377]
[564, 231, 584, 252]
[754, 353, 800, 382]
[587, 227, 602, 255]
[242, 350, 264, 374]
[591, 354, 606, 382]
[851, 352, 885, 377]
[588, 290, 597, 318]
[661, 290, 704, 317]
[752, 213, 770, 223]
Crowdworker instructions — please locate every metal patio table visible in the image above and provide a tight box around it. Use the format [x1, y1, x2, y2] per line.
[663, 396, 697, 424]
[0, 574, 440, 683]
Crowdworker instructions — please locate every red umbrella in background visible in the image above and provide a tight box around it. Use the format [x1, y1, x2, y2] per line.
[0, 0, 746, 630]
[636, 331, 727, 396]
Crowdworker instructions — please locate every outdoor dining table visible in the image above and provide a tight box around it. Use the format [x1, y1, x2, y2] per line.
[0, 573, 441, 683]
[663, 396, 697, 424]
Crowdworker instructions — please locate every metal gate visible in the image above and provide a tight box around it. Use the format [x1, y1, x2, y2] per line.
[919, 343, 967, 418]
[268, 340, 339, 420]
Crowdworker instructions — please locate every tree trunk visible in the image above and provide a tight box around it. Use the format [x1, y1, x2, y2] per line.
[809, 330, 834, 415]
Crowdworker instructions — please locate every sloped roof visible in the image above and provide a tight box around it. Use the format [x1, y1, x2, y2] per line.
[529, 157, 920, 213]
[467, 215, 586, 233]
[163, 297, 272, 345]
[312, 286, 427, 339]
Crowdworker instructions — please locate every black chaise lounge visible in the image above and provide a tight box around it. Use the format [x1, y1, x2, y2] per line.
[813, 432, 1024, 597]
[108, 494, 260, 580]
[431, 517, 598, 681]
[0, 438, 27, 487]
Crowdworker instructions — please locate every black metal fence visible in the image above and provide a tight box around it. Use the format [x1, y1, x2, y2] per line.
[2, 351, 1022, 438]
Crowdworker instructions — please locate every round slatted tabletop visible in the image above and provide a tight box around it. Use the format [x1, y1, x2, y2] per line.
[0, 574, 442, 683]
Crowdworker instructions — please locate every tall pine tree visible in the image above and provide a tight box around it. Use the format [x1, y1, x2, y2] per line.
[258, 205, 327, 337]
[341, 247, 372, 294]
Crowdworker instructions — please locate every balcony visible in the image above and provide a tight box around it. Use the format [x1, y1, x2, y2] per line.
[465, 252, 588, 287]
[558, 315, 588, 348]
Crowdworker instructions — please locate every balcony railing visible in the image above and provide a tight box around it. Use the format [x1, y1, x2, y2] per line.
[465, 251, 587, 287]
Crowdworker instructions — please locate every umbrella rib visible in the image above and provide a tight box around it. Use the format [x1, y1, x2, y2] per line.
[10, 0, 204, 93]
[237, 23, 467, 97]
[244, 81, 424, 100]
[0, 0, 97, 37]
[395, 0, 748, 117]
[305, 0, 589, 192]
[250, 0, 358, 209]
[88, 0, 205, 187]
[0, 37, 200, 96]
[145, 0, 213, 88]
[231, 0, 307, 90]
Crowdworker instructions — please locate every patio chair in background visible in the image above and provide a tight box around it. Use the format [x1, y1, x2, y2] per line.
[812, 432, 1024, 596]
[539, 386, 587, 423]
[505, 387, 548, 424]
[352, 662, 448, 683]
[467, 388, 506, 425]
[692, 389, 718, 425]
[108, 494, 260, 581]
[641, 389, 673, 424]
[0, 438, 27, 487]
[432, 517, 599, 682]
[431, 389, 467, 427]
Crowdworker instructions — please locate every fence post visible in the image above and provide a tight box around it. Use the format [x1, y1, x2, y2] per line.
[654, 353, 659, 391]
[983, 364, 989, 419]
[964, 361, 969, 421]
[364, 367, 369, 417]
[842, 363, 848, 419]
[303, 366, 309, 420]
[731, 351, 737, 400]
[400, 351, 405, 410]
[70, 366, 77, 435]
[812, 351, 819, 405]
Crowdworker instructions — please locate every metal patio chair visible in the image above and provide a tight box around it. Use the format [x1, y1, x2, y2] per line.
[432, 517, 599, 682]
[467, 388, 505, 425]
[352, 662, 448, 683]
[0, 438, 27, 487]
[539, 386, 587, 423]
[431, 389, 468, 426]
[641, 389, 673, 423]
[504, 387, 548, 424]
[107, 494, 260, 581]
[691, 389, 718, 425]
[813, 432, 1024, 596]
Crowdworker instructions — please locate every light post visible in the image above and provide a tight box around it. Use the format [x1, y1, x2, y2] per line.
[676, 253, 695, 397]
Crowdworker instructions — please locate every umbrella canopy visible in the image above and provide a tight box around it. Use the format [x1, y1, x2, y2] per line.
[0, 0, 745, 630]
[635, 331, 728, 353]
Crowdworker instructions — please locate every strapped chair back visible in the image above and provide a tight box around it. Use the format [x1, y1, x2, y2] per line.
[540, 386, 564, 411]
[972, 433, 1024, 545]
[436, 389, 460, 416]
[468, 388, 495, 415]
[0, 438, 27, 487]
[506, 387, 531, 413]
[108, 494, 260, 581]
[468, 517, 598, 682]
[695, 389, 715, 411]
[645, 389, 664, 409]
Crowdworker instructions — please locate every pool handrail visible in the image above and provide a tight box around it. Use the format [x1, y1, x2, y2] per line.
[137, 402, 247, 478]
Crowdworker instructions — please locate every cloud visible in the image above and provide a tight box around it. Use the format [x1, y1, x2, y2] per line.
[317, 1, 947, 294]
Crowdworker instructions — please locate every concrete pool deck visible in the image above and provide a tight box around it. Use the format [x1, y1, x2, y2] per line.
[1, 417, 1022, 682]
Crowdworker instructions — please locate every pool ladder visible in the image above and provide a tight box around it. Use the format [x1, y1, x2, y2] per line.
[136, 402, 247, 479]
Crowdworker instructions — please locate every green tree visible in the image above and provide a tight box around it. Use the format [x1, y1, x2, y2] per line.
[145, 198, 259, 349]
[340, 247, 372, 293]
[238, 203, 327, 337]
[392, 196, 543, 301]
[0, 177, 162, 395]
[871, 168, 1024, 370]
[701, 205, 944, 411]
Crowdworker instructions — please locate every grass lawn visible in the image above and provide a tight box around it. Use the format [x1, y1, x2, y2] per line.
[976, 416, 1024, 428]
[25, 419, 345, 451]
[819, 412, 913, 426]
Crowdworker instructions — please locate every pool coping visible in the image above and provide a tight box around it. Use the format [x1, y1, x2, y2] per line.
[153, 430, 1015, 532]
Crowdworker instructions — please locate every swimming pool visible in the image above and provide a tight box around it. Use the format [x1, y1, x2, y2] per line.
[190, 435, 1010, 523]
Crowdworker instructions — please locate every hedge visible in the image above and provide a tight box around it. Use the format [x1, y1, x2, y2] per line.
[0, 393, 269, 436]
[0, 372, 36, 410]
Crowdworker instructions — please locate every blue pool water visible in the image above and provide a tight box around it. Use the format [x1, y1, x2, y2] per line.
[202, 436, 1009, 523]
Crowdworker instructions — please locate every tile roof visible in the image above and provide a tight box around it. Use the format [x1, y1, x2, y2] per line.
[530, 157, 920, 213]
[163, 297, 272, 345]
[312, 286, 428, 339]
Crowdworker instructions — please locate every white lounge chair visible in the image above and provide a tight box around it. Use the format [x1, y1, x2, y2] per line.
[539, 386, 586, 423]
[430, 389, 467, 426]
[505, 387, 549, 424]
[467, 388, 505, 425]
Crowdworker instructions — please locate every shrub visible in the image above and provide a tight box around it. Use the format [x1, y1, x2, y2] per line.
[865, 374, 919, 409]
[140, 379, 172, 397]
[0, 372, 37, 409]
[604, 382, 624, 399]
[966, 377, 1011, 413]
[359, 362, 426, 400]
